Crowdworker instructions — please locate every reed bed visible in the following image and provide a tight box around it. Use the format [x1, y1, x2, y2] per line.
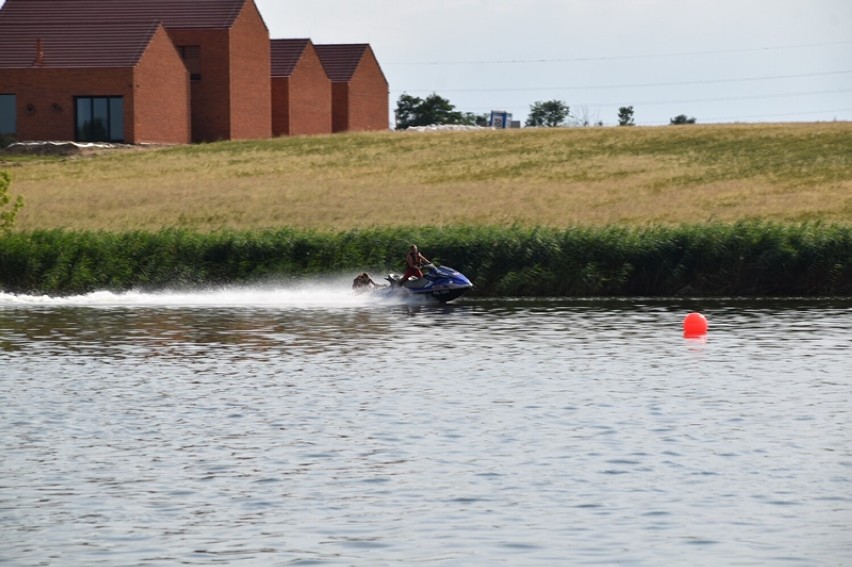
[2, 122, 851, 231]
[1, 223, 849, 297]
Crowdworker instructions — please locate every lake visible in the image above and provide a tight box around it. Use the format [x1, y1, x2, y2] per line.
[1, 285, 850, 566]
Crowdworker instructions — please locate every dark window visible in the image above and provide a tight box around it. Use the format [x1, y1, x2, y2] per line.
[0, 94, 15, 134]
[178, 45, 202, 81]
[109, 98, 124, 141]
[75, 96, 124, 142]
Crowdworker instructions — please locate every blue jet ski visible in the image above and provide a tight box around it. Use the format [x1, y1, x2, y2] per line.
[383, 263, 473, 303]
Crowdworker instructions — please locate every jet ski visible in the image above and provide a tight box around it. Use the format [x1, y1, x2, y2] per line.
[353, 263, 472, 303]
[385, 263, 473, 302]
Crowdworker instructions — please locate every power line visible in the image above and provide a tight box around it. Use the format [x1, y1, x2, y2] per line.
[638, 107, 852, 125]
[390, 70, 852, 94]
[578, 88, 852, 108]
[453, 94, 852, 116]
[386, 40, 852, 66]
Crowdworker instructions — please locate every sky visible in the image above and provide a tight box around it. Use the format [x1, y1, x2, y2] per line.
[1, 0, 848, 127]
[255, 0, 852, 127]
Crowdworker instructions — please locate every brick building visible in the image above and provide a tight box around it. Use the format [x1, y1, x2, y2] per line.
[271, 39, 332, 137]
[315, 44, 390, 133]
[0, 0, 389, 145]
[0, 15, 193, 144]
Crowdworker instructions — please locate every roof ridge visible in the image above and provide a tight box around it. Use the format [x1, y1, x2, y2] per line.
[0, 0, 250, 30]
[270, 38, 314, 78]
[315, 44, 371, 82]
[131, 20, 165, 69]
[315, 42, 369, 47]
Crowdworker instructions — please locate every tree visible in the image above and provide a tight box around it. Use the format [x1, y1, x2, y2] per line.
[464, 112, 490, 127]
[0, 171, 24, 235]
[670, 114, 697, 125]
[394, 92, 468, 130]
[525, 100, 570, 127]
[617, 106, 635, 126]
[571, 105, 602, 127]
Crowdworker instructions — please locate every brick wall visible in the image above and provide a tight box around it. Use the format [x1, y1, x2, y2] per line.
[228, 0, 271, 140]
[167, 2, 270, 142]
[0, 69, 88, 141]
[169, 29, 231, 142]
[271, 77, 291, 135]
[329, 48, 389, 133]
[272, 43, 331, 136]
[347, 48, 389, 132]
[330, 82, 349, 133]
[132, 25, 190, 144]
[0, 68, 139, 143]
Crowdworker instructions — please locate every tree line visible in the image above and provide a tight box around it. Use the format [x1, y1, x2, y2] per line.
[395, 93, 697, 129]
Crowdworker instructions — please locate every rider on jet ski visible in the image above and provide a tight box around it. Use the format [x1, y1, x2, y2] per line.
[399, 244, 430, 286]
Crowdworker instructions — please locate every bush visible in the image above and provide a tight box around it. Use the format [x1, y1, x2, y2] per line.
[0, 170, 25, 235]
[0, 224, 849, 296]
[670, 114, 697, 125]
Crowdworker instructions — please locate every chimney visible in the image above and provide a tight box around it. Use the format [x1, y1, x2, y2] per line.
[34, 38, 45, 66]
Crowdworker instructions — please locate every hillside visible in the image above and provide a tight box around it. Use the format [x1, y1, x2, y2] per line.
[2, 122, 850, 231]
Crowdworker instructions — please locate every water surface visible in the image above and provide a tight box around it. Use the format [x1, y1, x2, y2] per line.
[1, 288, 850, 565]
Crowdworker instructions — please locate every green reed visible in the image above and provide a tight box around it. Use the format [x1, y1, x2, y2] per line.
[1, 223, 849, 296]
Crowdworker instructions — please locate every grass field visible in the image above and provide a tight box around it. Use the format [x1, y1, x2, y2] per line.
[1, 122, 851, 231]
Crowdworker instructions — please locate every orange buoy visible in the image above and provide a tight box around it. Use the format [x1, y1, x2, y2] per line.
[683, 312, 708, 337]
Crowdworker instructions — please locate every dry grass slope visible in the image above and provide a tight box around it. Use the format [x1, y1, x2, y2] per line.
[2, 122, 850, 231]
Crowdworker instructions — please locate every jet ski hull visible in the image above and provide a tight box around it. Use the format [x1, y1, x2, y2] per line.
[383, 264, 472, 303]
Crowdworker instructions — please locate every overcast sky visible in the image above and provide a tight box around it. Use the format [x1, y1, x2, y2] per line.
[2, 0, 848, 127]
[257, 0, 852, 127]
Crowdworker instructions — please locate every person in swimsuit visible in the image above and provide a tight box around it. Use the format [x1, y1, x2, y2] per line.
[399, 244, 430, 286]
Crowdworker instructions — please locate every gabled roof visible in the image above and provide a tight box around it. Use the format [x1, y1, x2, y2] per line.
[315, 44, 371, 83]
[0, 0, 248, 30]
[0, 0, 255, 69]
[0, 21, 163, 68]
[270, 38, 311, 78]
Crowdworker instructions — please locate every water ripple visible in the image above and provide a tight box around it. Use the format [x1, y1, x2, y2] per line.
[1, 296, 850, 565]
